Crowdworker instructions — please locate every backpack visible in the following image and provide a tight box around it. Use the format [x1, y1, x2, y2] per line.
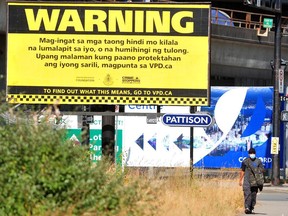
[246, 159, 264, 188]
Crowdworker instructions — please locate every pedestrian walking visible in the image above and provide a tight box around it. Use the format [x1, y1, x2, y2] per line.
[239, 147, 265, 214]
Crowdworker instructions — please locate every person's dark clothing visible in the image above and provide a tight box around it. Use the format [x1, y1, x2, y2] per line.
[241, 157, 264, 211]
[243, 186, 258, 211]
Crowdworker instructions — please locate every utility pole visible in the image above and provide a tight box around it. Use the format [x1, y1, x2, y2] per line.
[243, 0, 282, 185]
[271, 0, 282, 186]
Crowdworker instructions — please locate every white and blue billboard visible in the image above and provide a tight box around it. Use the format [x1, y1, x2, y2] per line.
[194, 87, 273, 169]
[122, 87, 274, 168]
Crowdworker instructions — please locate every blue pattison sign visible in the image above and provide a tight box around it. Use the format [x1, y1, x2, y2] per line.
[162, 113, 212, 127]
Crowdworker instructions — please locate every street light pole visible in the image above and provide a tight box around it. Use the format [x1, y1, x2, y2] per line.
[271, 0, 282, 186]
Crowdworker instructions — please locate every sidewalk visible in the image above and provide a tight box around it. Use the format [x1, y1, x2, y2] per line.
[262, 183, 288, 191]
[238, 184, 288, 216]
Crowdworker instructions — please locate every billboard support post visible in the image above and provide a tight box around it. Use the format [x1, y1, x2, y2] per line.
[102, 105, 115, 162]
[81, 105, 90, 146]
[190, 106, 197, 178]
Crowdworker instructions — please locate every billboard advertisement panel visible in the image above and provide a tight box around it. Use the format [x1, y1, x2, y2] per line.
[123, 87, 273, 169]
[194, 87, 273, 169]
[7, 2, 210, 106]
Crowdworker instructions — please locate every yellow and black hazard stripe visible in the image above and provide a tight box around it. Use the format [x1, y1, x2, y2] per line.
[7, 94, 208, 106]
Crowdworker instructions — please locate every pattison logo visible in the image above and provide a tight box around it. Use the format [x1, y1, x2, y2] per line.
[24, 8, 194, 34]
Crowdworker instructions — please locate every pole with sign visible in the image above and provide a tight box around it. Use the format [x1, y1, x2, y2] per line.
[271, 0, 282, 185]
[244, 0, 282, 185]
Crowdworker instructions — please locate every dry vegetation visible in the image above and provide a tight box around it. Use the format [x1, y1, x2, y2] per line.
[129, 169, 244, 216]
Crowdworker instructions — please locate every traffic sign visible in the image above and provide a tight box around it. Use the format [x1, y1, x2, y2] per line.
[162, 113, 212, 127]
[263, 18, 273, 28]
[279, 68, 284, 94]
[281, 111, 288, 121]
[271, 137, 279, 154]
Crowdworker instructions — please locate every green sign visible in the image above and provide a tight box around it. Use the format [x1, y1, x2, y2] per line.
[263, 18, 273, 28]
[66, 129, 123, 165]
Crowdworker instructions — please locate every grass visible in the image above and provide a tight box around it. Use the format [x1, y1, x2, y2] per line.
[28, 165, 244, 216]
[127, 168, 244, 216]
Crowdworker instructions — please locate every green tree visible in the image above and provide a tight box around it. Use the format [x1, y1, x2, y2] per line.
[0, 108, 158, 216]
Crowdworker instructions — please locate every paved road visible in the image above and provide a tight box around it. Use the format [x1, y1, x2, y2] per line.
[238, 184, 288, 216]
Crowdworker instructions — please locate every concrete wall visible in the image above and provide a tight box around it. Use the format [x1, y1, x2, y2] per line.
[211, 24, 288, 80]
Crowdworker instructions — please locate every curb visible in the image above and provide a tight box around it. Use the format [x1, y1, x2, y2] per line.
[263, 183, 288, 192]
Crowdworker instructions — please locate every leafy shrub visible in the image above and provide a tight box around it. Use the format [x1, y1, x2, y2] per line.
[0, 107, 158, 216]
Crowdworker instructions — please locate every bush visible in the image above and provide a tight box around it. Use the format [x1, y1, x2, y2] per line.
[0, 107, 158, 216]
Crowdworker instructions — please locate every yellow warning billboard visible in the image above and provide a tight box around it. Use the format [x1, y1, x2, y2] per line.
[7, 2, 210, 105]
